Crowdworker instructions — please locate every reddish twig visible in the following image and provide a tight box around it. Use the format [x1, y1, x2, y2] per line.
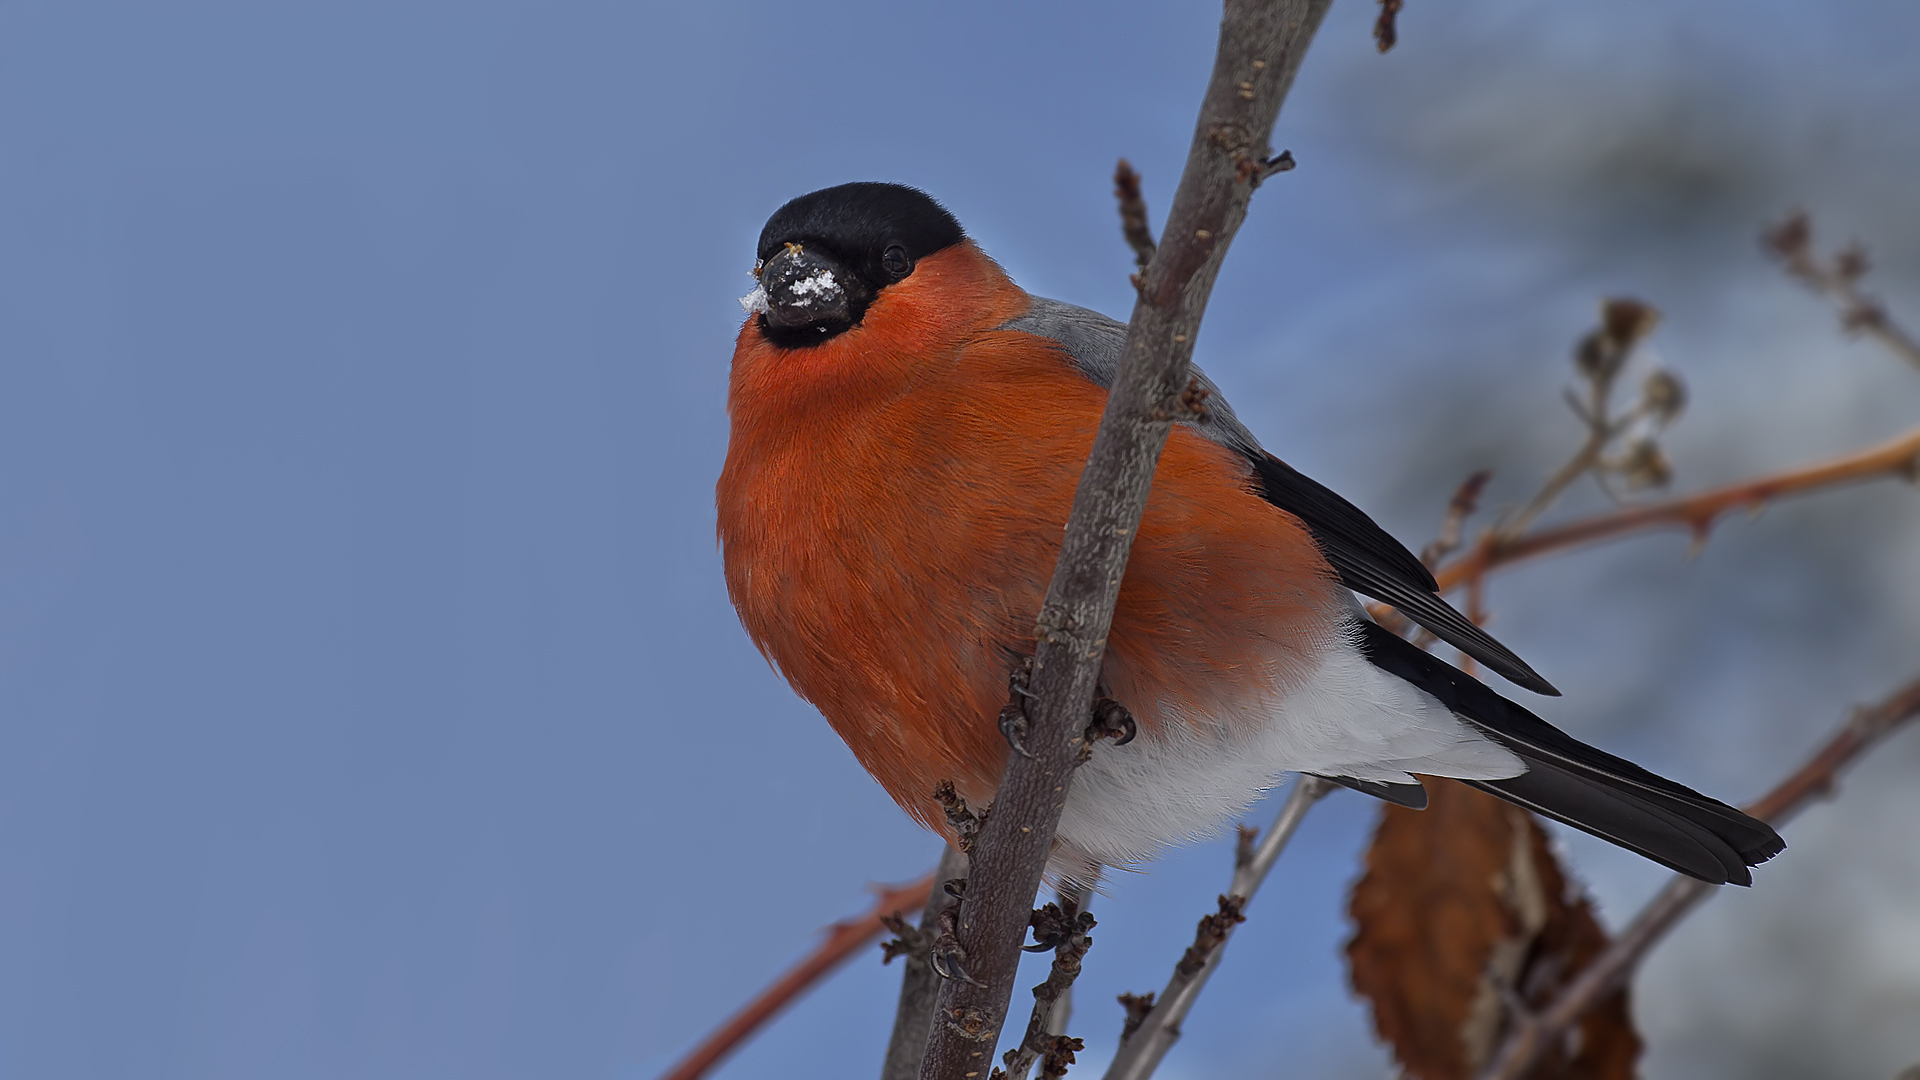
[1376, 470, 1492, 641]
[1373, 0, 1404, 52]
[918, 4, 1334, 1076]
[1113, 160, 1157, 272]
[1421, 470, 1491, 569]
[1434, 425, 1920, 593]
[1476, 675, 1920, 1080]
[657, 873, 935, 1080]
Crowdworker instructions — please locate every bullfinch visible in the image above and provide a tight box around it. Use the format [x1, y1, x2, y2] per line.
[716, 181, 1783, 886]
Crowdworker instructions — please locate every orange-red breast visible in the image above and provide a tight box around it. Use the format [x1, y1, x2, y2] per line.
[716, 182, 1782, 885]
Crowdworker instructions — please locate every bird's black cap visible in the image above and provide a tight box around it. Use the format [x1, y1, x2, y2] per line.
[757, 182, 965, 281]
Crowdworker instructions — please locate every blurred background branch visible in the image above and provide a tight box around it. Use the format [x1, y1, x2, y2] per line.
[1433, 423, 1920, 593]
[1476, 674, 1920, 1080]
[1764, 211, 1920, 373]
[659, 873, 935, 1080]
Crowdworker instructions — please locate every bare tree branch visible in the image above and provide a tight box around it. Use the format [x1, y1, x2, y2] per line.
[1373, 0, 1404, 53]
[1498, 298, 1664, 541]
[881, 845, 971, 1080]
[1113, 160, 1156, 272]
[917, 3, 1333, 1076]
[998, 892, 1097, 1080]
[1421, 469, 1492, 569]
[1432, 424, 1920, 592]
[1475, 675, 1920, 1080]
[659, 873, 937, 1080]
[1102, 775, 1334, 1080]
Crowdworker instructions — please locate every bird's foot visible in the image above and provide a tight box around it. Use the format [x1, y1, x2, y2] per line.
[999, 701, 1034, 759]
[930, 907, 986, 987]
[999, 661, 1037, 758]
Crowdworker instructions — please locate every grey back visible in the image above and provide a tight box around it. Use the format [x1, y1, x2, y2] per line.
[997, 296, 1264, 455]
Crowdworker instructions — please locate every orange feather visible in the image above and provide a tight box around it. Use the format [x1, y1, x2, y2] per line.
[716, 243, 1342, 839]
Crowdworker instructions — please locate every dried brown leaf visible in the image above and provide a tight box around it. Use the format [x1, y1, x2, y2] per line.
[1346, 781, 1640, 1080]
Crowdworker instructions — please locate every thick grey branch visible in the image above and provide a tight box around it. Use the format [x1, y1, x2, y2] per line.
[916, 3, 1333, 1076]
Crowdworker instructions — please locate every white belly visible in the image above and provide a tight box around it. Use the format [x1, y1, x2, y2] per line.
[1053, 609, 1525, 873]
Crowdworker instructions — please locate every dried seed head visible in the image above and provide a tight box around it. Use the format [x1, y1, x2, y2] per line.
[1834, 243, 1871, 283]
[1763, 211, 1812, 260]
[1842, 299, 1889, 333]
[1573, 328, 1622, 382]
[1641, 370, 1687, 425]
[1618, 438, 1673, 490]
[1600, 297, 1661, 348]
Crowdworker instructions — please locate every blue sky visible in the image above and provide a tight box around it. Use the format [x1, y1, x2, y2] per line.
[2, 2, 1918, 1078]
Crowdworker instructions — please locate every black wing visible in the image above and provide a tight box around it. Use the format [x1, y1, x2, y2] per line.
[1249, 452, 1560, 696]
[1357, 620, 1784, 885]
[999, 296, 1558, 696]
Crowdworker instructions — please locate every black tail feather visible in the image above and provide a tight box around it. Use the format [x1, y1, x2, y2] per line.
[1354, 620, 1785, 885]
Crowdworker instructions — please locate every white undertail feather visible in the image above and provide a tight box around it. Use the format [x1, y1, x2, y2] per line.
[1055, 605, 1525, 871]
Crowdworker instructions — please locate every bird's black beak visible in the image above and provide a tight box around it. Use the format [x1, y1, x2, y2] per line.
[758, 243, 858, 331]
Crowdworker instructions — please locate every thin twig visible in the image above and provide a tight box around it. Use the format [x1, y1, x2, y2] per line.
[1113, 161, 1156, 272]
[1498, 429, 1608, 542]
[1475, 675, 1920, 1080]
[1378, 470, 1492, 640]
[658, 873, 936, 1080]
[1041, 880, 1093, 1042]
[917, 4, 1333, 1076]
[1435, 424, 1920, 592]
[1102, 775, 1334, 1080]
[1373, 0, 1403, 52]
[998, 893, 1097, 1080]
[1497, 299, 1660, 541]
[1421, 470, 1491, 569]
[881, 845, 971, 1080]
[1765, 211, 1920, 372]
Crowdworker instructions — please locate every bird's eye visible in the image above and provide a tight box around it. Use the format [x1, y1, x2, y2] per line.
[881, 244, 912, 278]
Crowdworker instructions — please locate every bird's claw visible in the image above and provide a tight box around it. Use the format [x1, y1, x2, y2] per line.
[1008, 661, 1035, 699]
[999, 702, 1035, 759]
[930, 907, 986, 987]
[999, 662, 1037, 757]
[928, 946, 986, 987]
